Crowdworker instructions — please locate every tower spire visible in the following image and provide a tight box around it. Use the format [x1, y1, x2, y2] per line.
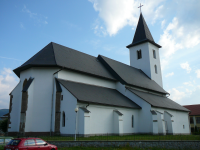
[126, 13, 161, 48]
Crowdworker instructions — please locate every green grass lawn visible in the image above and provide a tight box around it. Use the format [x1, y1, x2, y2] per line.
[58, 147, 184, 150]
[0, 145, 5, 150]
[38, 134, 200, 141]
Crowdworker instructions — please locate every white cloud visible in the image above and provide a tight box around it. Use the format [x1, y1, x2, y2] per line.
[195, 69, 200, 78]
[159, 1, 200, 70]
[168, 88, 186, 102]
[22, 5, 48, 25]
[180, 62, 191, 73]
[168, 78, 200, 105]
[161, 19, 165, 29]
[92, 19, 107, 37]
[0, 56, 24, 61]
[0, 68, 19, 109]
[165, 72, 174, 77]
[89, 0, 164, 36]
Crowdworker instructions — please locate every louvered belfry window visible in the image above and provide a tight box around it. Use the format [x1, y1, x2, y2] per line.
[137, 50, 142, 59]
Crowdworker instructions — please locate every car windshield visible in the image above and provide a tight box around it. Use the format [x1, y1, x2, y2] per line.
[7, 139, 21, 146]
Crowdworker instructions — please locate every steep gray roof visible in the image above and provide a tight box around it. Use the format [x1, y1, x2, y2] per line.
[57, 79, 141, 109]
[98, 55, 168, 94]
[127, 13, 161, 48]
[127, 88, 189, 112]
[14, 42, 116, 81]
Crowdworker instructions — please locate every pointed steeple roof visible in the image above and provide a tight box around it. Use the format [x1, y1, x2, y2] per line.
[127, 13, 161, 48]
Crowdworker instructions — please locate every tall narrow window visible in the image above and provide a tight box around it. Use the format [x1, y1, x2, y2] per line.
[153, 50, 156, 59]
[61, 95, 63, 100]
[137, 50, 142, 59]
[132, 115, 134, 128]
[155, 65, 157, 74]
[196, 117, 200, 123]
[62, 111, 65, 127]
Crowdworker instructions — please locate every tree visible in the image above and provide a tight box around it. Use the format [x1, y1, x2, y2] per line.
[0, 119, 8, 133]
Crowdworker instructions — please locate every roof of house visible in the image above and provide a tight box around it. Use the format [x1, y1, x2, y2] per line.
[57, 78, 141, 109]
[127, 88, 189, 112]
[13, 41, 168, 95]
[13, 42, 116, 81]
[98, 55, 168, 94]
[126, 13, 161, 48]
[183, 104, 200, 115]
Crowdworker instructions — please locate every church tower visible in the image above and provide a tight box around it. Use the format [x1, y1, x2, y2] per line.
[127, 13, 163, 87]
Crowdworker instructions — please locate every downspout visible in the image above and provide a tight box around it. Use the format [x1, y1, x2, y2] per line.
[86, 103, 90, 108]
[50, 68, 63, 136]
[166, 93, 170, 98]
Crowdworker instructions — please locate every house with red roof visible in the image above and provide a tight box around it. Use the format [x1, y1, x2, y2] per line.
[183, 104, 200, 132]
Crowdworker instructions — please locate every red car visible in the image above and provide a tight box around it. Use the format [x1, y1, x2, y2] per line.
[4, 138, 57, 150]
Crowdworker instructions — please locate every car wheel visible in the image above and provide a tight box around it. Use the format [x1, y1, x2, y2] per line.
[51, 149, 55, 150]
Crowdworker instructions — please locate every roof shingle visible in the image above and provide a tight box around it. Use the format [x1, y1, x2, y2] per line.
[127, 88, 189, 112]
[183, 104, 200, 115]
[98, 55, 168, 94]
[57, 79, 141, 109]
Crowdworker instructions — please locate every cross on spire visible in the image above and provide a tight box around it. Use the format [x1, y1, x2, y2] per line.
[138, 3, 143, 13]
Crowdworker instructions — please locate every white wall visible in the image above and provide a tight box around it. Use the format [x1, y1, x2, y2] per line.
[77, 103, 139, 134]
[164, 112, 173, 134]
[116, 82, 153, 133]
[148, 43, 163, 87]
[58, 69, 116, 89]
[152, 107, 190, 134]
[59, 84, 77, 134]
[129, 42, 162, 87]
[8, 81, 21, 132]
[19, 67, 59, 132]
[24, 79, 34, 132]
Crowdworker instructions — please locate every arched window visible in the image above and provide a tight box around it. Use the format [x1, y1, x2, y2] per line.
[62, 111, 65, 127]
[132, 115, 134, 128]
[23, 79, 28, 88]
[155, 65, 157, 74]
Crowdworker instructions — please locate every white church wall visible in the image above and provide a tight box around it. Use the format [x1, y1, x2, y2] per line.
[129, 42, 151, 79]
[19, 67, 59, 132]
[77, 109, 84, 134]
[8, 81, 21, 132]
[51, 75, 58, 133]
[148, 43, 163, 87]
[113, 112, 119, 134]
[59, 84, 77, 134]
[58, 69, 116, 89]
[77, 103, 139, 134]
[126, 90, 153, 133]
[164, 112, 173, 134]
[24, 79, 34, 132]
[152, 107, 190, 134]
[129, 42, 162, 87]
[116, 82, 153, 133]
[84, 112, 90, 135]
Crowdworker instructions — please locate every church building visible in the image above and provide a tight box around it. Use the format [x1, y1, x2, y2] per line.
[8, 13, 190, 136]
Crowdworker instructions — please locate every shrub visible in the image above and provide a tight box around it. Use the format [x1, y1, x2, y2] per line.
[0, 119, 8, 133]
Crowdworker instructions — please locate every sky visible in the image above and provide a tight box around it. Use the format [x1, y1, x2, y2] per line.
[0, 0, 200, 109]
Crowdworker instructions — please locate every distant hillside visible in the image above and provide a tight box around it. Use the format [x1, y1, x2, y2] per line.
[0, 109, 9, 121]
